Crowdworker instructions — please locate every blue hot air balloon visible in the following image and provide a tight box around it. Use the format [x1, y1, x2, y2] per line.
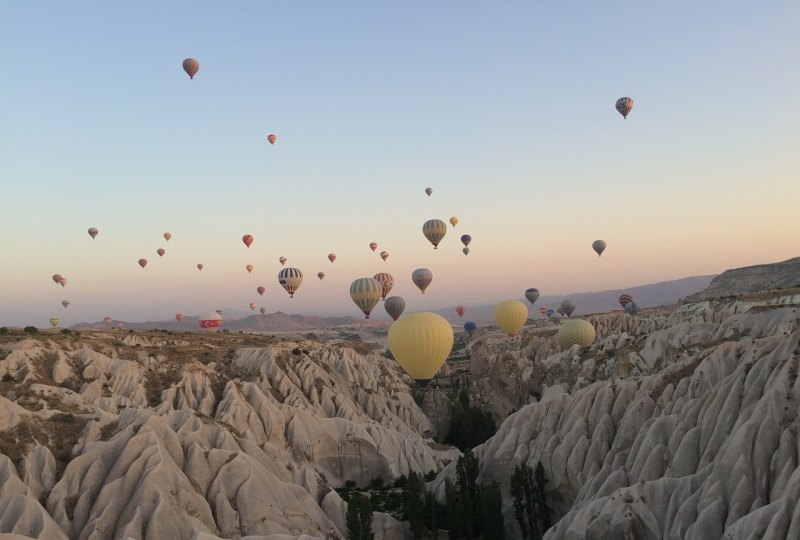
[461, 235, 472, 247]
[464, 321, 477, 335]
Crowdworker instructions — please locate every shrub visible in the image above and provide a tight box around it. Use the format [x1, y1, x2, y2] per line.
[2, 373, 14, 382]
[370, 476, 385, 490]
[0, 327, 8, 335]
[60, 328, 73, 335]
[23, 326, 38, 334]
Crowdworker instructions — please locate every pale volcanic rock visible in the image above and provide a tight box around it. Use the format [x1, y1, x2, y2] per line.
[0, 455, 68, 540]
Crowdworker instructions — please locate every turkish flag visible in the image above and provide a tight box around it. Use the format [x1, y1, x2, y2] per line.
[199, 319, 221, 329]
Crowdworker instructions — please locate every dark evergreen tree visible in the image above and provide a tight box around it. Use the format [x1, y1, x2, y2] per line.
[533, 462, 552, 536]
[403, 471, 426, 539]
[479, 482, 505, 540]
[346, 493, 375, 540]
[509, 462, 550, 540]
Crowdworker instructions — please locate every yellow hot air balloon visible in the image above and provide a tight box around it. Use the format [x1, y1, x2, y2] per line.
[387, 312, 453, 384]
[449, 216, 458, 227]
[49, 318, 60, 328]
[494, 300, 528, 337]
[350, 277, 384, 319]
[422, 219, 447, 249]
[557, 319, 596, 350]
[246, 264, 254, 274]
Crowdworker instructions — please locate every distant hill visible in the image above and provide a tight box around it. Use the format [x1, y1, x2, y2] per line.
[434, 274, 716, 323]
[685, 257, 800, 301]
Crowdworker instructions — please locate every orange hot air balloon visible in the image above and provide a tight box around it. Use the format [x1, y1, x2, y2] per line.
[328, 253, 336, 263]
[246, 264, 254, 273]
[242, 234, 254, 248]
[369, 242, 378, 252]
[257, 286, 265, 296]
[164, 232, 172, 241]
[197, 263, 203, 271]
[138, 259, 148, 268]
[267, 134, 277, 145]
[176, 313, 183, 322]
[279, 256, 287, 266]
[88, 228, 98, 239]
[157, 248, 166, 257]
[249, 303, 257, 311]
[456, 306, 465, 318]
[380, 251, 389, 261]
[182, 58, 199, 79]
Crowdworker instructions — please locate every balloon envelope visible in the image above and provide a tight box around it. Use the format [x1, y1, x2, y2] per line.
[558, 319, 596, 350]
[176, 313, 183, 322]
[197, 263, 203, 270]
[369, 242, 378, 252]
[88, 228, 98, 239]
[198, 311, 222, 331]
[560, 299, 576, 317]
[422, 219, 447, 249]
[62, 300, 70, 308]
[425, 187, 433, 196]
[449, 216, 458, 227]
[257, 286, 265, 296]
[625, 301, 640, 315]
[464, 321, 477, 334]
[388, 312, 453, 383]
[242, 234, 253, 248]
[412, 268, 433, 294]
[318, 272, 325, 280]
[380, 251, 389, 261]
[49, 318, 60, 328]
[278, 267, 303, 298]
[260, 307, 266, 314]
[525, 288, 540, 305]
[618, 294, 633, 308]
[246, 264, 254, 273]
[249, 303, 257, 310]
[182, 58, 199, 79]
[462, 247, 470, 255]
[494, 300, 528, 337]
[350, 278, 383, 319]
[328, 254, 336, 263]
[164, 232, 171, 241]
[267, 134, 277, 145]
[592, 240, 607, 256]
[279, 257, 287, 266]
[138, 259, 147, 268]
[461, 234, 471, 247]
[384, 296, 405, 321]
[157, 249, 165, 257]
[372, 272, 394, 300]
[456, 306, 465, 318]
[615, 97, 634, 119]
[52, 274, 63, 284]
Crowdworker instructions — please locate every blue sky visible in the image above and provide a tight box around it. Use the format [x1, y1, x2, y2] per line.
[2, 2, 799, 326]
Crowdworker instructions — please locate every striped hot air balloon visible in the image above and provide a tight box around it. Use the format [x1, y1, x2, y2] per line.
[618, 294, 633, 308]
[350, 278, 383, 319]
[157, 248, 165, 257]
[615, 97, 634, 119]
[138, 259, 148, 268]
[242, 234, 254, 248]
[278, 267, 303, 298]
[257, 286, 265, 296]
[422, 219, 447, 249]
[412, 268, 433, 294]
[372, 272, 394, 300]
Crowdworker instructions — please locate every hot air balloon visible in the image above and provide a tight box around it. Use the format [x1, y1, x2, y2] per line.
[216, 310, 223, 316]
[328, 254, 336, 263]
[464, 321, 477, 335]
[88, 228, 98, 239]
[463, 247, 470, 256]
[157, 248, 166, 257]
[318, 272, 325, 280]
[456, 306, 465, 318]
[625, 302, 640, 315]
[412, 268, 433, 294]
[369, 242, 378, 252]
[618, 294, 633, 308]
[197, 263, 203, 271]
[422, 219, 447, 249]
[546, 309, 555, 318]
[242, 234, 253, 248]
[103, 316, 112, 327]
[138, 259, 148, 268]
[249, 303, 257, 311]
[49, 318, 59, 328]
[558, 319, 596, 350]
[246, 264, 254, 273]
[615, 97, 634, 119]
[199, 311, 222, 331]
[549, 311, 563, 323]
[449, 216, 458, 227]
[267, 134, 277, 145]
[557, 308, 566, 316]
[461, 234, 471, 247]
[388, 312, 453, 384]
[257, 286, 265, 296]
[52, 274, 63, 284]
[380, 251, 389, 261]
[350, 278, 383, 319]
[494, 300, 528, 337]
[115, 322, 124, 330]
[260, 307, 266, 314]
[425, 187, 433, 196]
[592, 240, 607, 256]
[278, 267, 303, 298]
[182, 58, 199, 79]
[59, 277, 68, 287]
[372, 272, 394, 300]
[279, 257, 287, 266]
[539, 307, 548, 317]
[560, 299, 576, 317]
[525, 288, 540, 305]
[384, 296, 406, 321]
[62, 300, 70, 309]
[176, 313, 183, 322]
[164, 232, 172, 241]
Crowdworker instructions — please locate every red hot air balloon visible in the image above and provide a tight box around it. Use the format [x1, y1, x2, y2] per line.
[198, 312, 222, 331]
[369, 242, 378, 252]
[138, 259, 148, 268]
[182, 58, 199, 79]
[88, 228, 98, 239]
[197, 263, 203, 271]
[103, 316, 112, 327]
[157, 248, 165, 257]
[249, 303, 257, 310]
[318, 272, 325, 280]
[267, 134, 277, 145]
[539, 307, 548, 317]
[257, 286, 265, 296]
[456, 306, 465, 318]
[242, 234, 254, 248]
[176, 313, 183, 322]
[328, 253, 336, 263]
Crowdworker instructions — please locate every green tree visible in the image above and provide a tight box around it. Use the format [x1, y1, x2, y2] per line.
[23, 326, 38, 334]
[510, 462, 551, 540]
[479, 482, 505, 540]
[346, 493, 375, 540]
[533, 462, 552, 535]
[403, 471, 426, 539]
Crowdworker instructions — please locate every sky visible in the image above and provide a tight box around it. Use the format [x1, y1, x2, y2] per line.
[1, 2, 799, 326]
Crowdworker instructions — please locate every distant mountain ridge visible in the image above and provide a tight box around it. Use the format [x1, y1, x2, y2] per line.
[685, 257, 800, 301]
